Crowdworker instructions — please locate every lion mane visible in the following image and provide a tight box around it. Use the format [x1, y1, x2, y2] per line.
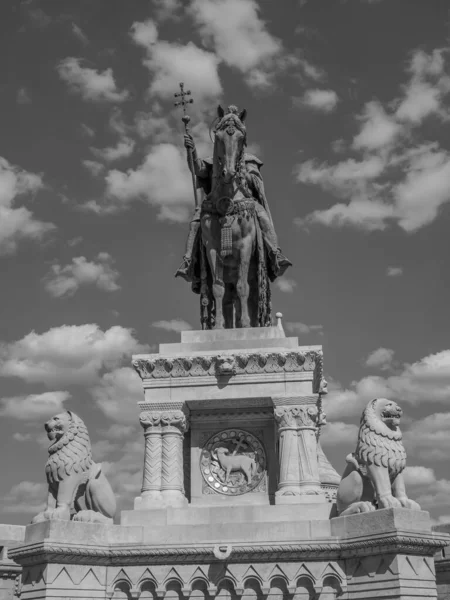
[354, 398, 406, 478]
[45, 412, 93, 485]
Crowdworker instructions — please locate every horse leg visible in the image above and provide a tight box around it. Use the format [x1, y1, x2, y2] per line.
[236, 243, 252, 328]
[207, 248, 226, 329]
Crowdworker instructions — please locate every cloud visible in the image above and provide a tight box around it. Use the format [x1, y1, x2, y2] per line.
[43, 253, 121, 298]
[365, 347, 394, 370]
[26, 8, 52, 28]
[3, 481, 47, 514]
[296, 89, 339, 113]
[0, 324, 146, 386]
[353, 101, 402, 150]
[320, 421, 359, 447]
[0, 156, 54, 255]
[71, 23, 89, 45]
[17, 87, 31, 104]
[151, 0, 183, 20]
[325, 349, 450, 420]
[0, 391, 70, 421]
[90, 139, 135, 162]
[404, 413, 450, 461]
[274, 278, 297, 293]
[91, 367, 143, 424]
[401, 465, 450, 510]
[189, 0, 287, 88]
[102, 143, 194, 221]
[57, 58, 129, 103]
[152, 319, 193, 333]
[130, 20, 222, 106]
[295, 48, 450, 233]
[285, 322, 323, 335]
[82, 160, 104, 176]
[387, 266, 403, 277]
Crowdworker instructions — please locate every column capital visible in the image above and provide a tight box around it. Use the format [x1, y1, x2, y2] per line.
[140, 409, 189, 433]
[274, 405, 321, 430]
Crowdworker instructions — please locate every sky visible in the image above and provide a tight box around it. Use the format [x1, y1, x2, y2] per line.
[1, 0, 450, 525]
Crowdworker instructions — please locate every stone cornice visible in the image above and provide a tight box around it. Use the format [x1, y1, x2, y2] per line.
[9, 530, 448, 567]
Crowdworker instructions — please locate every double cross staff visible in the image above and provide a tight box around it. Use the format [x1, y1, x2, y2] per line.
[174, 82, 198, 208]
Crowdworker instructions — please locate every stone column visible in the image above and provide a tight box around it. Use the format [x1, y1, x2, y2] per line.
[160, 410, 189, 507]
[274, 405, 325, 503]
[139, 412, 164, 508]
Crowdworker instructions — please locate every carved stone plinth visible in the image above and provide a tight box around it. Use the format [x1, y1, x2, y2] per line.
[137, 410, 189, 509]
[274, 404, 325, 503]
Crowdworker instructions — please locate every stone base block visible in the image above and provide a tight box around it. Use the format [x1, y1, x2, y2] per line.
[8, 509, 450, 600]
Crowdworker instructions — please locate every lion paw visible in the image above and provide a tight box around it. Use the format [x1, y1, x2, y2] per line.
[398, 497, 421, 511]
[378, 495, 402, 510]
[339, 501, 376, 516]
[32, 506, 70, 523]
[73, 510, 113, 524]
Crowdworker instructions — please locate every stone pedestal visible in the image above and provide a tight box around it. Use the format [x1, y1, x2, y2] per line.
[9, 510, 449, 600]
[132, 326, 334, 512]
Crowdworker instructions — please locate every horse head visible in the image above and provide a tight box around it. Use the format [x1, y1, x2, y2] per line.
[214, 105, 247, 184]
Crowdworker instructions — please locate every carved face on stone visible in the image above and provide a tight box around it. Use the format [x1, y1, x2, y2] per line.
[44, 411, 72, 442]
[373, 398, 403, 430]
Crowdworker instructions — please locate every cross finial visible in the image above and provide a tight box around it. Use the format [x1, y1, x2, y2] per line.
[174, 82, 194, 127]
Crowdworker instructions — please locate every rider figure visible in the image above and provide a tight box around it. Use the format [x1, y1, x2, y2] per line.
[175, 106, 292, 282]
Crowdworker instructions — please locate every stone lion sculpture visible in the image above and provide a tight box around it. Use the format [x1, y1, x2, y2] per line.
[336, 398, 421, 516]
[31, 411, 116, 524]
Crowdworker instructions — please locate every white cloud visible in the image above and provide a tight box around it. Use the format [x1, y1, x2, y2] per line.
[103, 143, 193, 221]
[130, 20, 222, 106]
[90, 139, 135, 162]
[403, 466, 437, 486]
[189, 0, 285, 88]
[387, 266, 403, 277]
[44, 253, 121, 298]
[82, 160, 104, 176]
[151, 0, 183, 21]
[274, 278, 297, 293]
[285, 322, 323, 335]
[365, 347, 394, 370]
[0, 391, 70, 421]
[17, 87, 31, 104]
[0, 156, 54, 255]
[320, 421, 359, 447]
[298, 89, 338, 113]
[325, 349, 450, 420]
[0, 324, 146, 386]
[91, 367, 143, 424]
[152, 319, 193, 333]
[71, 23, 89, 45]
[13, 432, 33, 442]
[353, 101, 401, 150]
[57, 58, 129, 103]
[404, 413, 450, 461]
[3, 481, 47, 514]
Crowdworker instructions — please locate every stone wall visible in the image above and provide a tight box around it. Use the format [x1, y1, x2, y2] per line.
[0, 525, 25, 600]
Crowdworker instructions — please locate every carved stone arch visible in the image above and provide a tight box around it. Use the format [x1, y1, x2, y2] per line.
[140, 579, 158, 600]
[293, 577, 315, 600]
[190, 577, 211, 600]
[320, 575, 344, 599]
[165, 578, 184, 600]
[269, 576, 290, 600]
[111, 580, 133, 600]
[216, 578, 239, 600]
[242, 577, 264, 600]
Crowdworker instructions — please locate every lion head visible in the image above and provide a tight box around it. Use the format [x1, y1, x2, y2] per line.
[44, 411, 92, 484]
[355, 398, 406, 477]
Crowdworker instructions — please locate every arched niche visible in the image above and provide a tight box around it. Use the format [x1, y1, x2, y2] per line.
[140, 580, 158, 600]
[242, 577, 263, 600]
[191, 578, 210, 600]
[321, 576, 342, 599]
[216, 579, 238, 600]
[293, 577, 316, 600]
[166, 579, 184, 600]
[112, 581, 132, 600]
[269, 576, 290, 600]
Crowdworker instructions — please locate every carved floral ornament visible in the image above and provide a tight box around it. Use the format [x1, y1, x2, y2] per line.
[139, 410, 189, 432]
[133, 350, 325, 384]
[274, 406, 322, 429]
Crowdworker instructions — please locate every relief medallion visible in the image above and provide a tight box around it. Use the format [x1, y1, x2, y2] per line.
[200, 429, 266, 495]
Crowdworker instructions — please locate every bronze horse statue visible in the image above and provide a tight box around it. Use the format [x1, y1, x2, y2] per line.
[200, 107, 269, 329]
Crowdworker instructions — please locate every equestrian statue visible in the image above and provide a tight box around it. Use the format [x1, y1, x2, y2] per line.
[174, 87, 291, 329]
